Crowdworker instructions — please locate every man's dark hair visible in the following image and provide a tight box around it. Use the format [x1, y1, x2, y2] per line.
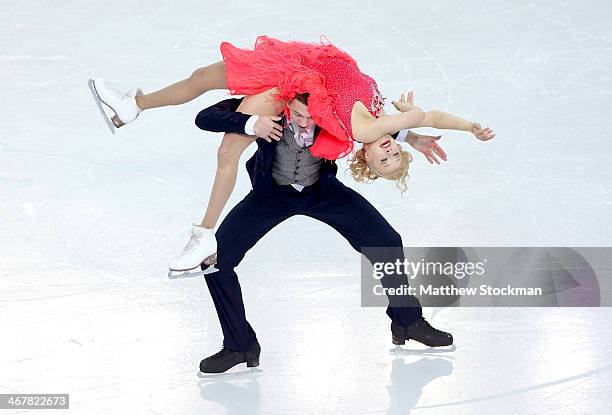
[295, 92, 310, 105]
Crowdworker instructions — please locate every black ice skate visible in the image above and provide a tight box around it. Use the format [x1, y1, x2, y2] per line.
[391, 317, 453, 347]
[200, 341, 261, 373]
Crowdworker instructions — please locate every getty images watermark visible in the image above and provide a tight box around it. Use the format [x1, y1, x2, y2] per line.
[361, 247, 610, 307]
[369, 257, 542, 297]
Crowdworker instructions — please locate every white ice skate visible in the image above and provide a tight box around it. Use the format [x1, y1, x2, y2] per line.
[168, 224, 218, 279]
[88, 78, 142, 134]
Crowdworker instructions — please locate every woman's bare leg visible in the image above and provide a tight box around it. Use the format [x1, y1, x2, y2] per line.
[199, 88, 282, 229]
[135, 61, 228, 111]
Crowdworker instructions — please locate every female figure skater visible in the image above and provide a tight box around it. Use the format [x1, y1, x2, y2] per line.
[89, 36, 495, 273]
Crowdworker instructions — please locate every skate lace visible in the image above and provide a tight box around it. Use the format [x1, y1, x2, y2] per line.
[209, 348, 233, 362]
[418, 318, 444, 335]
[181, 229, 202, 255]
[102, 80, 127, 99]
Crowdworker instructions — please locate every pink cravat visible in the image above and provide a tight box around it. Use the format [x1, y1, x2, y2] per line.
[294, 126, 315, 148]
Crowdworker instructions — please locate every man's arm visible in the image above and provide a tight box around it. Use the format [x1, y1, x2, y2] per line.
[195, 98, 251, 134]
[195, 98, 284, 141]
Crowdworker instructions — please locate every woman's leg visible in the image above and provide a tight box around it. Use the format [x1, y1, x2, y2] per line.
[199, 88, 282, 229]
[135, 61, 228, 111]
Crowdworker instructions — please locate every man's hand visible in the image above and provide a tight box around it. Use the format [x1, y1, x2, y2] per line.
[253, 115, 283, 142]
[471, 123, 495, 141]
[407, 134, 448, 165]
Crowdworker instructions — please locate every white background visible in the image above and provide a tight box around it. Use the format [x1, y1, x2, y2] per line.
[1, 0, 611, 414]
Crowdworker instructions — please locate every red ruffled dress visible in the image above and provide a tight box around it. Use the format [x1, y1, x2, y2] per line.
[220, 36, 385, 160]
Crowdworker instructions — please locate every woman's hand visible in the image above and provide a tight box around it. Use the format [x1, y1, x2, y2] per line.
[406, 133, 448, 165]
[392, 91, 418, 113]
[471, 123, 495, 141]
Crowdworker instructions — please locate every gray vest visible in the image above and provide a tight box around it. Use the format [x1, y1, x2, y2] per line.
[272, 125, 322, 187]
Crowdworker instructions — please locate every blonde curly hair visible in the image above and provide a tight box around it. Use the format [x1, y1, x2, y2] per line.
[348, 145, 413, 192]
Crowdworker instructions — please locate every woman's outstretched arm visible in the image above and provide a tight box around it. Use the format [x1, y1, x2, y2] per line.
[352, 92, 495, 143]
[392, 91, 496, 140]
[351, 101, 425, 143]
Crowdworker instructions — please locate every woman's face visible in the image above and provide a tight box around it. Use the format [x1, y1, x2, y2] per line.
[364, 135, 402, 175]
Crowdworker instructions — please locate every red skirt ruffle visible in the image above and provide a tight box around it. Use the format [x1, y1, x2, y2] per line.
[220, 36, 356, 160]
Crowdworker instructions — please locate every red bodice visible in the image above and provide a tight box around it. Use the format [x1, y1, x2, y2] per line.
[220, 36, 384, 160]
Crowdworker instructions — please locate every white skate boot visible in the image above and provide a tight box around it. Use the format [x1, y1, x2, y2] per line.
[168, 224, 218, 279]
[88, 78, 142, 134]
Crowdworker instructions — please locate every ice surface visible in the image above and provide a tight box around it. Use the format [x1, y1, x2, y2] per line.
[1, 0, 612, 414]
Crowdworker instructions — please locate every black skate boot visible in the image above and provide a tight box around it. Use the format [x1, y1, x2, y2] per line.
[391, 318, 453, 347]
[391, 321, 408, 345]
[199, 340, 261, 373]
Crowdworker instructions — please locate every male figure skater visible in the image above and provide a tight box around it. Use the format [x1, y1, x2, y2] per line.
[195, 95, 453, 373]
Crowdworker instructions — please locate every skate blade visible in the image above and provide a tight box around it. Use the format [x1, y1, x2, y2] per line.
[168, 263, 219, 279]
[88, 79, 116, 135]
[203, 253, 217, 266]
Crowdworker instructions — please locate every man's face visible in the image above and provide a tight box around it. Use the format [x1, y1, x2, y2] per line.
[288, 99, 316, 130]
[364, 135, 402, 175]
